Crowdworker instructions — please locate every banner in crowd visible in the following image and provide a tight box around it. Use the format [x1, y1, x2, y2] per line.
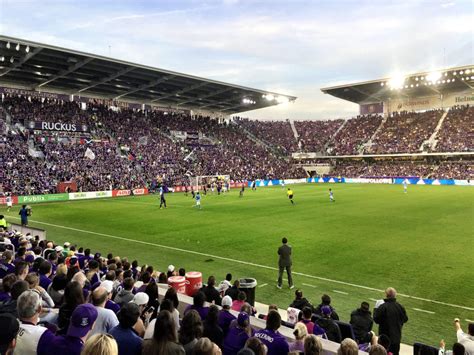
[18, 193, 69, 204]
[0, 86, 70, 101]
[112, 189, 131, 197]
[27, 121, 89, 132]
[69, 191, 113, 200]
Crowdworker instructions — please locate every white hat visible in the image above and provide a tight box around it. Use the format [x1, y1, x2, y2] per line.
[130, 292, 149, 306]
[101, 280, 114, 293]
[55, 246, 64, 252]
[167, 265, 175, 273]
[64, 242, 71, 247]
[222, 295, 232, 307]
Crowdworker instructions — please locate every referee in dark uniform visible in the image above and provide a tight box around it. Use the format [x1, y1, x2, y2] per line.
[277, 237, 293, 289]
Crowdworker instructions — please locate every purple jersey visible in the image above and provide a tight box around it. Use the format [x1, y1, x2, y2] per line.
[254, 328, 289, 355]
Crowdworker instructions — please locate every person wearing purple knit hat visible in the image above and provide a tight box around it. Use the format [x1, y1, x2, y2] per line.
[47, 303, 98, 355]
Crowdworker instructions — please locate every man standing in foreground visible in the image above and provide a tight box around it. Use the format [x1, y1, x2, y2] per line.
[374, 287, 408, 355]
[277, 237, 293, 289]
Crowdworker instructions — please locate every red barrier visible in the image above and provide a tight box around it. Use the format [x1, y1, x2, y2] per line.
[112, 189, 131, 197]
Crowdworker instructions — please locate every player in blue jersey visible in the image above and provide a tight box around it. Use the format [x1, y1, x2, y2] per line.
[329, 188, 335, 202]
[159, 186, 167, 209]
[194, 192, 201, 209]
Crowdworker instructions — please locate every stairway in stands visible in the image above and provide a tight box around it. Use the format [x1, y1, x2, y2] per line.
[421, 110, 448, 152]
[361, 114, 388, 154]
[233, 121, 286, 158]
[324, 120, 347, 154]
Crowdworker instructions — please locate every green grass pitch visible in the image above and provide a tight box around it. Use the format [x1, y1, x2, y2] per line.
[4, 183, 473, 346]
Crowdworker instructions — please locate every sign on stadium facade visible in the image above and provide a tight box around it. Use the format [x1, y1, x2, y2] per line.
[0, 86, 70, 101]
[27, 121, 89, 132]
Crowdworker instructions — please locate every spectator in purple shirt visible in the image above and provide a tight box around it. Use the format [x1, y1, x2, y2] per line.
[185, 291, 209, 320]
[38, 260, 53, 290]
[0, 250, 15, 278]
[254, 310, 289, 355]
[0, 274, 17, 302]
[47, 303, 98, 355]
[223, 312, 252, 355]
[218, 296, 236, 336]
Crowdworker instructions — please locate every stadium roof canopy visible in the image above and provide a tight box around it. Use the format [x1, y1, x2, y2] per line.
[0, 35, 296, 114]
[321, 65, 474, 104]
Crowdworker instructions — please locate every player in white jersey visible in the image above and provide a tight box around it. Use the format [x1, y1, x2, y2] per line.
[6, 194, 13, 211]
[329, 188, 335, 202]
[403, 180, 408, 193]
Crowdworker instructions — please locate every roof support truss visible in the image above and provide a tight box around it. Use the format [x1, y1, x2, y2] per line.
[177, 87, 233, 106]
[150, 82, 208, 103]
[114, 75, 175, 100]
[33, 57, 94, 89]
[75, 66, 135, 94]
[0, 47, 43, 77]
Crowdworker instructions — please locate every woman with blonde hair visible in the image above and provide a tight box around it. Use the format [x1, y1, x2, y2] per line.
[290, 322, 308, 352]
[81, 333, 118, 355]
[304, 334, 323, 355]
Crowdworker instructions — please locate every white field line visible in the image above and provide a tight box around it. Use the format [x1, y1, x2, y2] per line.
[8, 216, 474, 312]
[259, 283, 268, 288]
[302, 283, 317, 288]
[466, 319, 474, 322]
[333, 290, 349, 295]
[369, 298, 379, 302]
[412, 308, 435, 315]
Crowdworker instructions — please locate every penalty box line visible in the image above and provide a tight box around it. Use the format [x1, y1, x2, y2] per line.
[9, 216, 474, 312]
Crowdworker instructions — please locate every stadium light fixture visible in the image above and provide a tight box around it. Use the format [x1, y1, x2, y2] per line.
[380, 82, 384, 87]
[444, 72, 448, 76]
[460, 71, 464, 75]
[15, 43, 20, 51]
[426, 71, 442, 83]
[0, 56, 4, 62]
[10, 57, 14, 63]
[265, 94, 274, 101]
[25, 45, 30, 53]
[415, 77, 419, 81]
[453, 71, 457, 75]
[6, 41, 10, 49]
[388, 74, 405, 89]
[466, 69, 471, 74]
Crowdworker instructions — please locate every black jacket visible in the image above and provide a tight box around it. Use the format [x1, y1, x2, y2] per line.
[314, 304, 340, 320]
[201, 285, 222, 306]
[373, 298, 408, 344]
[289, 297, 313, 311]
[278, 244, 292, 267]
[316, 317, 342, 343]
[350, 308, 373, 343]
[225, 286, 239, 301]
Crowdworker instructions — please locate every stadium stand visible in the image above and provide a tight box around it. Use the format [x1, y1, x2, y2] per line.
[434, 105, 474, 152]
[294, 119, 344, 153]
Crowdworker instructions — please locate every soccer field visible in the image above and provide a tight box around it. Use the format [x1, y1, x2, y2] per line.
[5, 183, 474, 346]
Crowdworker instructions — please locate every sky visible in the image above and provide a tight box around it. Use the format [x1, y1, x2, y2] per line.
[0, 0, 472, 120]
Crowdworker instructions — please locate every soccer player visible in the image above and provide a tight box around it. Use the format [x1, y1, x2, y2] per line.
[159, 186, 167, 209]
[239, 185, 245, 198]
[6, 194, 12, 212]
[329, 188, 335, 202]
[287, 188, 295, 205]
[403, 180, 408, 193]
[195, 192, 201, 209]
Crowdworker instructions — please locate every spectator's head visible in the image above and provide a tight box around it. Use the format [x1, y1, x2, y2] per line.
[377, 334, 391, 351]
[207, 276, 216, 287]
[38, 260, 52, 276]
[88, 259, 99, 271]
[64, 281, 85, 307]
[117, 303, 140, 328]
[10, 280, 29, 300]
[130, 292, 149, 311]
[233, 280, 240, 288]
[15, 261, 28, 280]
[321, 294, 331, 305]
[1, 274, 17, 293]
[240, 302, 253, 315]
[237, 291, 247, 302]
[193, 291, 206, 307]
[179, 268, 186, 277]
[140, 272, 151, 284]
[266, 310, 281, 331]
[194, 337, 221, 355]
[245, 337, 266, 355]
[145, 282, 158, 303]
[452, 343, 465, 355]
[221, 296, 232, 310]
[51, 274, 68, 291]
[237, 312, 250, 328]
[294, 322, 308, 340]
[302, 306, 312, 320]
[385, 287, 397, 299]
[81, 333, 118, 355]
[123, 277, 135, 291]
[207, 305, 219, 325]
[164, 287, 179, 309]
[321, 305, 332, 318]
[92, 286, 108, 307]
[17, 290, 41, 322]
[158, 272, 167, 284]
[268, 304, 278, 312]
[68, 303, 98, 340]
[304, 334, 322, 355]
[295, 289, 303, 299]
[0, 313, 20, 355]
[225, 273, 232, 281]
[25, 273, 39, 289]
[369, 344, 387, 355]
[152, 310, 178, 347]
[100, 280, 114, 299]
[2, 250, 13, 262]
[282, 237, 288, 244]
[337, 338, 359, 355]
[180, 310, 203, 344]
[360, 301, 370, 313]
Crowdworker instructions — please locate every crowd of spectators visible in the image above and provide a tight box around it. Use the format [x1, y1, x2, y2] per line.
[294, 120, 344, 153]
[435, 105, 473, 152]
[329, 160, 473, 179]
[327, 115, 383, 155]
[1, 229, 470, 355]
[370, 110, 442, 154]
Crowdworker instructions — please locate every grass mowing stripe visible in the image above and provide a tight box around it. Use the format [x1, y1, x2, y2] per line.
[8, 215, 474, 312]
